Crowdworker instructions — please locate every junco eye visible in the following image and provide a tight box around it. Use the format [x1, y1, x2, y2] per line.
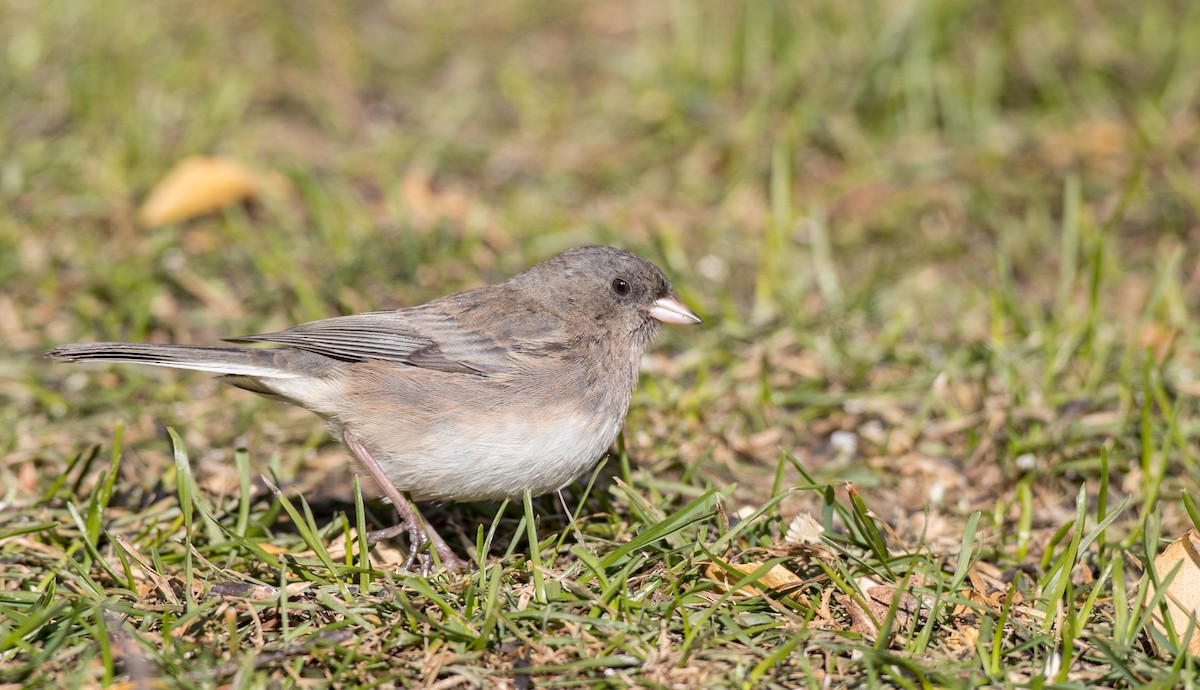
[611, 278, 631, 296]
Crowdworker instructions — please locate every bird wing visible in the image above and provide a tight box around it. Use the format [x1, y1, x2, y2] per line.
[226, 308, 513, 376]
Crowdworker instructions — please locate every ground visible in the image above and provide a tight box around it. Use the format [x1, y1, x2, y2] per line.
[3, 0, 1200, 687]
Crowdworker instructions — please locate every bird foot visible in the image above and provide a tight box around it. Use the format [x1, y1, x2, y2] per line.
[366, 518, 465, 573]
[344, 429, 468, 573]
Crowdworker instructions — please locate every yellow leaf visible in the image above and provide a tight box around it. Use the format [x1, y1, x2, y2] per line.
[705, 559, 804, 600]
[139, 156, 262, 227]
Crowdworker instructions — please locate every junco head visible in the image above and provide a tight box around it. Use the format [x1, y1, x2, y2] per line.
[48, 245, 700, 572]
[510, 245, 700, 335]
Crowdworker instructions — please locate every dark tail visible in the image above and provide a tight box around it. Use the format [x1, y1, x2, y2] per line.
[46, 342, 296, 379]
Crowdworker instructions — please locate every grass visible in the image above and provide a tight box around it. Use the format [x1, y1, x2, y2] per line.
[4, 0, 1200, 686]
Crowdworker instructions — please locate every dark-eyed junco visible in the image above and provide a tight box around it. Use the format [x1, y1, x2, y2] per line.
[48, 246, 700, 572]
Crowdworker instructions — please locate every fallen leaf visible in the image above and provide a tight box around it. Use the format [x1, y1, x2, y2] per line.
[289, 527, 411, 567]
[705, 559, 805, 601]
[837, 573, 932, 644]
[139, 156, 264, 227]
[112, 533, 180, 605]
[863, 581, 923, 633]
[836, 593, 877, 639]
[209, 581, 279, 600]
[1146, 529, 1200, 656]
[943, 622, 980, 658]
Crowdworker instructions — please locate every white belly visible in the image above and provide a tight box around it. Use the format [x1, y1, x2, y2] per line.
[371, 412, 623, 502]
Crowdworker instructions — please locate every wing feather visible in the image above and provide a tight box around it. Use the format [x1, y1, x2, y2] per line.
[225, 308, 511, 375]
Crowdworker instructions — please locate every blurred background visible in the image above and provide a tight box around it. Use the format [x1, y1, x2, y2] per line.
[4, 0, 1200, 540]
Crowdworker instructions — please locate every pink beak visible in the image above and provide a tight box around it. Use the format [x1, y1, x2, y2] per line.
[646, 295, 701, 325]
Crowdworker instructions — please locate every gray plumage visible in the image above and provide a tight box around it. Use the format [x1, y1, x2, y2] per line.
[48, 246, 699, 500]
[48, 246, 701, 569]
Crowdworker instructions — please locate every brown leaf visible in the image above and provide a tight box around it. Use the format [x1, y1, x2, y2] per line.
[112, 533, 179, 605]
[1146, 529, 1200, 656]
[864, 583, 922, 631]
[836, 593, 877, 639]
[1137, 323, 1178, 365]
[943, 622, 980, 658]
[705, 559, 805, 601]
[838, 574, 932, 645]
[139, 156, 264, 227]
[964, 566, 1009, 610]
[210, 581, 279, 601]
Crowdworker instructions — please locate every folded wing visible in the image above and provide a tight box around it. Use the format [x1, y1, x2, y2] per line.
[226, 308, 512, 376]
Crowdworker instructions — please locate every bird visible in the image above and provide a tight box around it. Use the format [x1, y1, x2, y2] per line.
[48, 246, 701, 572]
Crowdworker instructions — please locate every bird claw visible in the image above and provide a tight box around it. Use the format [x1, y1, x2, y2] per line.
[417, 552, 435, 576]
[402, 536, 464, 574]
[401, 521, 434, 574]
[402, 546, 435, 576]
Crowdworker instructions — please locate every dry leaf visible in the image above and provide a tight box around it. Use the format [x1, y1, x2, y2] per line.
[1137, 322, 1178, 365]
[139, 156, 264, 227]
[836, 593, 877, 639]
[962, 566, 1015, 610]
[705, 559, 805, 601]
[943, 622, 980, 658]
[210, 582, 278, 600]
[112, 533, 180, 605]
[864, 582, 923, 632]
[209, 581, 311, 601]
[837, 574, 931, 644]
[292, 528, 405, 565]
[1146, 529, 1200, 656]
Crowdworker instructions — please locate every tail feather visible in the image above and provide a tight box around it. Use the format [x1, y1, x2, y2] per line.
[46, 342, 299, 379]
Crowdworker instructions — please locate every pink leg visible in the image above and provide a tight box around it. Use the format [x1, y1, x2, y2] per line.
[342, 429, 467, 572]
